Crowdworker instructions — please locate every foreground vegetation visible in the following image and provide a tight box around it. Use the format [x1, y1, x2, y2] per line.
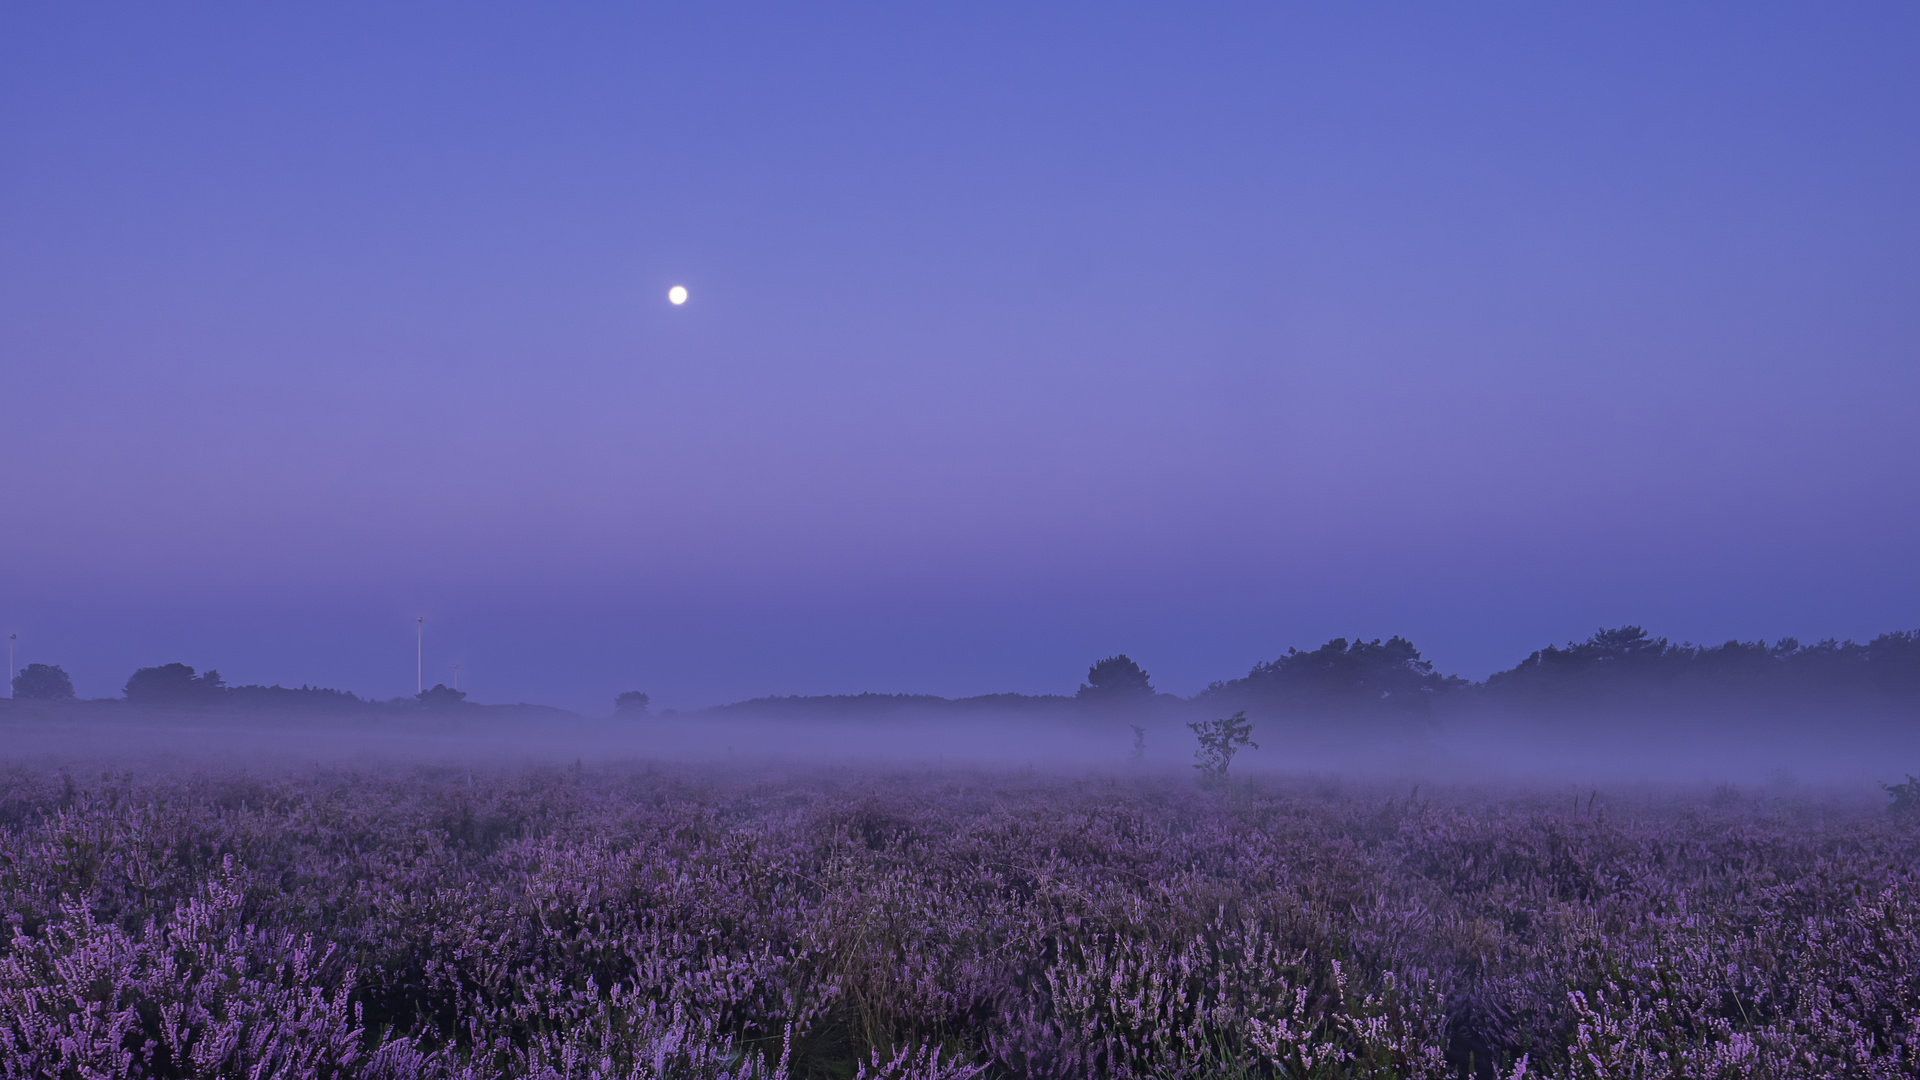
[1, 765, 1916, 1078]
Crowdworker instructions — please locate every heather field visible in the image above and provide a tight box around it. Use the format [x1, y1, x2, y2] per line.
[2, 764, 1917, 1080]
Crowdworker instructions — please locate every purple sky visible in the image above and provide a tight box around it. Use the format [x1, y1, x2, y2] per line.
[2, 5, 1916, 713]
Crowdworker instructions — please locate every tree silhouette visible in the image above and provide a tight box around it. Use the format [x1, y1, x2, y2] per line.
[1189, 710, 1257, 782]
[615, 691, 651, 716]
[1201, 636, 1460, 716]
[1077, 655, 1154, 703]
[417, 683, 468, 708]
[12, 663, 74, 701]
[124, 663, 225, 706]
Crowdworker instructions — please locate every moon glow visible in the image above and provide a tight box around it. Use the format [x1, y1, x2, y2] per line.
[668, 285, 688, 305]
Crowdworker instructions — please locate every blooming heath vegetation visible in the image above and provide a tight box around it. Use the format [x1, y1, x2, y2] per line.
[1, 765, 1916, 1078]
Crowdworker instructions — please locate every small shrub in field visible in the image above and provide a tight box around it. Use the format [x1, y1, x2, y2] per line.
[1187, 710, 1256, 782]
[1885, 774, 1920, 816]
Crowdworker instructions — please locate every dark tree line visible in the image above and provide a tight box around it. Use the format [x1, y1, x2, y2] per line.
[1481, 626, 1920, 714]
[3, 661, 470, 712]
[9, 624, 1920, 722]
[1182, 625, 1920, 724]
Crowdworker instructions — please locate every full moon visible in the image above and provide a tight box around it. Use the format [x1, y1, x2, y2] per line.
[668, 285, 688, 305]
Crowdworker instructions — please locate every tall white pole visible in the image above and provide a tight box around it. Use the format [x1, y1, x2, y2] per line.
[5, 634, 13, 699]
[453, 663, 461, 690]
[416, 617, 423, 694]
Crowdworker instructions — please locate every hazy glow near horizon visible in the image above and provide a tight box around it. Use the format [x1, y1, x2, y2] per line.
[668, 285, 687, 305]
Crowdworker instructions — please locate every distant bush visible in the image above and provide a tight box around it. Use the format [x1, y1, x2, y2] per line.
[10, 663, 74, 701]
[615, 690, 651, 716]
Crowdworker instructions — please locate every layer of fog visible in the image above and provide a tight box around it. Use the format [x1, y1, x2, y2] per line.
[1, 700, 1913, 797]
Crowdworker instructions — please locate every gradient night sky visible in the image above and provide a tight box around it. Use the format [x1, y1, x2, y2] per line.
[2, 5, 1916, 712]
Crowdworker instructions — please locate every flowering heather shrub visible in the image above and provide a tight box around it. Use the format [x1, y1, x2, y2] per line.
[0, 765, 1916, 1078]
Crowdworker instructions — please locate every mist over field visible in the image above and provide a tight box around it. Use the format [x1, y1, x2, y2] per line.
[0, 708, 1912, 791]
[6, 626, 1917, 788]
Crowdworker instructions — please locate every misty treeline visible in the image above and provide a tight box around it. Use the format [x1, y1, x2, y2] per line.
[698, 626, 1920, 727]
[7, 625, 1920, 723]
[3, 765, 1917, 1079]
[1199, 626, 1920, 727]
[5, 661, 468, 713]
